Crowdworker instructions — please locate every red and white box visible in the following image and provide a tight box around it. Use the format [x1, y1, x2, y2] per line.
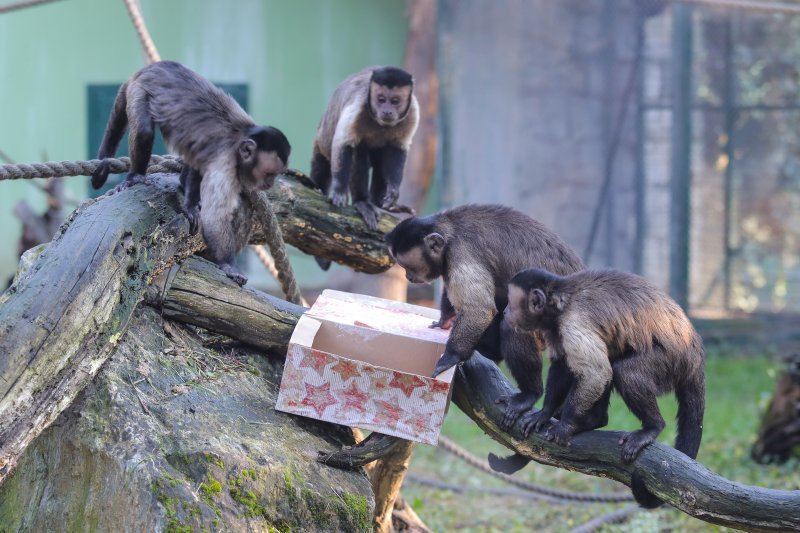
[274, 290, 453, 445]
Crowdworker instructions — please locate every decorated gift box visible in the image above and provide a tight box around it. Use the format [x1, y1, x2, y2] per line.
[274, 290, 453, 445]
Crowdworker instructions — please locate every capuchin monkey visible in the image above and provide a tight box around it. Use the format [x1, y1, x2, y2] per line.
[310, 66, 419, 235]
[385, 204, 585, 428]
[502, 268, 705, 508]
[91, 61, 291, 286]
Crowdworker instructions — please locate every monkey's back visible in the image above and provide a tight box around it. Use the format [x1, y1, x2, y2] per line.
[439, 204, 585, 279]
[560, 270, 703, 380]
[313, 68, 373, 159]
[130, 61, 255, 169]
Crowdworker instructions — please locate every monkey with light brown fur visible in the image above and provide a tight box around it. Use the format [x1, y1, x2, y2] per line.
[310, 66, 419, 234]
[91, 61, 291, 286]
[502, 267, 705, 508]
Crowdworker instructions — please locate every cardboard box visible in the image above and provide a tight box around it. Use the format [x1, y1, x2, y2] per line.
[275, 290, 453, 445]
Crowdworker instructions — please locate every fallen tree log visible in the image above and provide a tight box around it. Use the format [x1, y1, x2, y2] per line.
[0, 173, 395, 483]
[142, 258, 800, 531]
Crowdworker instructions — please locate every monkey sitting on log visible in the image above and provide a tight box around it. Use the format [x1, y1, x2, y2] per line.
[310, 66, 419, 234]
[385, 204, 585, 429]
[91, 61, 291, 286]
[502, 267, 706, 508]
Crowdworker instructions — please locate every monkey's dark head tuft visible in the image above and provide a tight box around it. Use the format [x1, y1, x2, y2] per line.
[385, 215, 445, 284]
[370, 66, 413, 88]
[248, 125, 291, 166]
[504, 268, 566, 331]
[369, 67, 414, 126]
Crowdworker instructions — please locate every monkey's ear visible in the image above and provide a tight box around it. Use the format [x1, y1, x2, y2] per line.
[423, 232, 445, 258]
[529, 288, 546, 313]
[238, 138, 257, 164]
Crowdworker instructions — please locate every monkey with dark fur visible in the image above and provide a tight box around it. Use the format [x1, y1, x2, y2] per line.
[501, 267, 705, 508]
[385, 204, 585, 428]
[310, 66, 419, 233]
[91, 61, 291, 286]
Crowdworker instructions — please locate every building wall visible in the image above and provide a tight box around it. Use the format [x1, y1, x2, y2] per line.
[0, 0, 407, 285]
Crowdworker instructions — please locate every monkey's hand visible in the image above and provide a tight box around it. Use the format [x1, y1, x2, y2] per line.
[110, 172, 152, 195]
[353, 201, 380, 231]
[520, 408, 554, 437]
[495, 391, 538, 430]
[544, 421, 576, 447]
[220, 263, 248, 287]
[329, 188, 349, 209]
[181, 204, 202, 235]
[431, 349, 465, 378]
[429, 314, 456, 330]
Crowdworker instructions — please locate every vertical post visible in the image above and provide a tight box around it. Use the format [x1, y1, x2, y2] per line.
[722, 15, 736, 310]
[669, 4, 693, 310]
[633, 16, 646, 275]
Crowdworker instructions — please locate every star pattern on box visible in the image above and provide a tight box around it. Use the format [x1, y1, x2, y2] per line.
[372, 399, 407, 428]
[419, 387, 446, 404]
[339, 381, 369, 413]
[301, 381, 337, 417]
[300, 349, 331, 375]
[390, 373, 425, 398]
[331, 360, 362, 382]
[405, 412, 433, 433]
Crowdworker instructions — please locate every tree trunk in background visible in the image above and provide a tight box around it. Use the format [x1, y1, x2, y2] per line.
[370, 1, 439, 532]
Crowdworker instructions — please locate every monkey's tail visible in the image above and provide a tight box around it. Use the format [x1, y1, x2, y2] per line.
[632, 350, 705, 509]
[487, 452, 530, 475]
[92, 82, 129, 190]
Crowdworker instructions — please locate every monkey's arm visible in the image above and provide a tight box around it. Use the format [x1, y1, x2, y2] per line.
[179, 166, 202, 235]
[522, 356, 573, 436]
[430, 288, 456, 330]
[329, 103, 361, 207]
[373, 145, 408, 210]
[432, 265, 496, 377]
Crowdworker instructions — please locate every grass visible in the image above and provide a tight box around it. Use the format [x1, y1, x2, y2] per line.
[402, 349, 800, 532]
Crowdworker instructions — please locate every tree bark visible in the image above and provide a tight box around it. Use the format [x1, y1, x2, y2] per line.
[147, 258, 800, 532]
[0, 173, 394, 483]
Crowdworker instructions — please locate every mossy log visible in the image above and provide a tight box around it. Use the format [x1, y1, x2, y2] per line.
[0, 173, 396, 483]
[146, 258, 799, 531]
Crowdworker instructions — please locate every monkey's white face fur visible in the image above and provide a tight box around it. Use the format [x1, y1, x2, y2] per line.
[369, 82, 413, 127]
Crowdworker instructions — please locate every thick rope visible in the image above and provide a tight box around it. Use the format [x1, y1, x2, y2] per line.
[675, 0, 800, 15]
[436, 435, 634, 503]
[249, 241, 308, 306]
[121, 0, 160, 63]
[0, 0, 62, 15]
[571, 505, 641, 533]
[403, 472, 574, 505]
[0, 156, 304, 303]
[0, 156, 182, 181]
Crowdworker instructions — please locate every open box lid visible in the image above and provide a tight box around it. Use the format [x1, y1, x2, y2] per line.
[306, 290, 449, 346]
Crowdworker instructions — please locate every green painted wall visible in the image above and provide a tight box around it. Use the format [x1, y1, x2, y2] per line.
[0, 0, 407, 286]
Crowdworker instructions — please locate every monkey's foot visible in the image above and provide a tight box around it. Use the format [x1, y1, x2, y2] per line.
[520, 408, 555, 437]
[353, 201, 379, 230]
[110, 172, 152, 195]
[429, 315, 455, 330]
[380, 188, 400, 210]
[431, 350, 464, 378]
[220, 263, 248, 286]
[384, 202, 415, 216]
[618, 429, 659, 462]
[495, 391, 538, 430]
[544, 421, 577, 447]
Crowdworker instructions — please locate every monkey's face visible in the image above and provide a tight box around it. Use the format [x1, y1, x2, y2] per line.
[369, 82, 412, 127]
[240, 148, 287, 192]
[503, 284, 544, 332]
[393, 246, 440, 284]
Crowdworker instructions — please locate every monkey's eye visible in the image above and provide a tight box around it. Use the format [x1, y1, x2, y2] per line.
[390, 97, 400, 105]
[377, 96, 387, 104]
